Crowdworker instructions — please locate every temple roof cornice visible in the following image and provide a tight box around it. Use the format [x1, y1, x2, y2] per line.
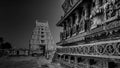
[56, 0, 84, 27]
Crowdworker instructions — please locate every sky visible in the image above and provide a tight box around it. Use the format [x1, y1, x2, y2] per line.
[0, 0, 64, 48]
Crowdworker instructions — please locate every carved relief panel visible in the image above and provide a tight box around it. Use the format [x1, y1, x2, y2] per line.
[105, 2, 116, 20]
[90, 0, 106, 30]
[70, 0, 79, 6]
[62, 0, 71, 13]
[62, 0, 80, 13]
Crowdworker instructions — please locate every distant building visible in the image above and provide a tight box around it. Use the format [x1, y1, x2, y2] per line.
[30, 20, 55, 57]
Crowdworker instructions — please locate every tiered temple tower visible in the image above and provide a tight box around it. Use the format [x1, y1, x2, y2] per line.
[53, 0, 120, 68]
[30, 20, 55, 57]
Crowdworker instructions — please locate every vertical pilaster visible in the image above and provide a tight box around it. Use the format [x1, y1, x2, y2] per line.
[70, 16, 73, 28]
[63, 22, 66, 39]
[75, 10, 79, 25]
[63, 21, 66, 32]
[72, 13, 77, 36]
[63, 55, 65, 61]
[66, 20, 68, 30]
[74, 56, 78, 68]
[73, 14, 75, 26]
[74, 56, 77, 64]
[59, 55, 61, 62]
[68, 55, 71, 64]
[66, 20, 69, 38]
[103, 60, 108, 68]
[56, 53, 59, 60]
[70, 16, 73, 36]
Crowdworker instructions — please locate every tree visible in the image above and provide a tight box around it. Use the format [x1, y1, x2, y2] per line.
[0, 38, 12, 56]
[0, 37, 3, 43]
[0, 37, 4, 49]
[1, 42, 12, 49]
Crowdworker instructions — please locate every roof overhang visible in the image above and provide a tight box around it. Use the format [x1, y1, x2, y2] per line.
[56, 0, 84, 27]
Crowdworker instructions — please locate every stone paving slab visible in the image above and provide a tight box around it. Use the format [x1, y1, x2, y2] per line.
[36, 57, 64, 68]
[0, 56, 64, 68]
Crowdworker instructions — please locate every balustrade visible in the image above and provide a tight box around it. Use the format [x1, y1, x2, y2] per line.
[55, 54, 108, 68]
[56, 40, 120, 59]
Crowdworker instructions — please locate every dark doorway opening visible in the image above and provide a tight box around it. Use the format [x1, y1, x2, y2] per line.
[40, 45, 45, 56]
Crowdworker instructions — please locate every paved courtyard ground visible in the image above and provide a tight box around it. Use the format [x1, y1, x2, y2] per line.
[0, 56, 63, 68]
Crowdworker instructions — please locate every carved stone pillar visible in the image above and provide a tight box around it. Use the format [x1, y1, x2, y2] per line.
[66, 20, 71, 38]
[66, 20, 70, 31]
[68, 55, 71, 63]
[70, 16, 73, 36]
[71, 16, 74, 27]
[75, 10, 80, 25]
[103, 60, 108, 68]
[64, 22, 67, 39]
[63, 21, 66, 32]
[86, 59, 90, 68]
[75, 10, 80, 34]
[61, 55, 64, 62]
[63, 55, 65, 61]
[72, 13, 77, 36]
[70, 16, 73, 28]
[59, 55, 62, 61]
[74, 56, 78, 68]
[84, 5, 89, 20]
[74, 56, 77, 64]
[73, 14, 76, 26]
[68, 18, 71, 28]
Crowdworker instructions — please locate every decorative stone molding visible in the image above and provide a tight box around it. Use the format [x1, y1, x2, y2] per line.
[57, 40, 120, 59]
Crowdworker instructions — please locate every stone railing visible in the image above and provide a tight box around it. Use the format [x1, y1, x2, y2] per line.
[56, 40, 120, 59]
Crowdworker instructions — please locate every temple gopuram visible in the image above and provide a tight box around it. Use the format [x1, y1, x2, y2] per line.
[53, 0, 120, 68]
[30, 20, 55, 58]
